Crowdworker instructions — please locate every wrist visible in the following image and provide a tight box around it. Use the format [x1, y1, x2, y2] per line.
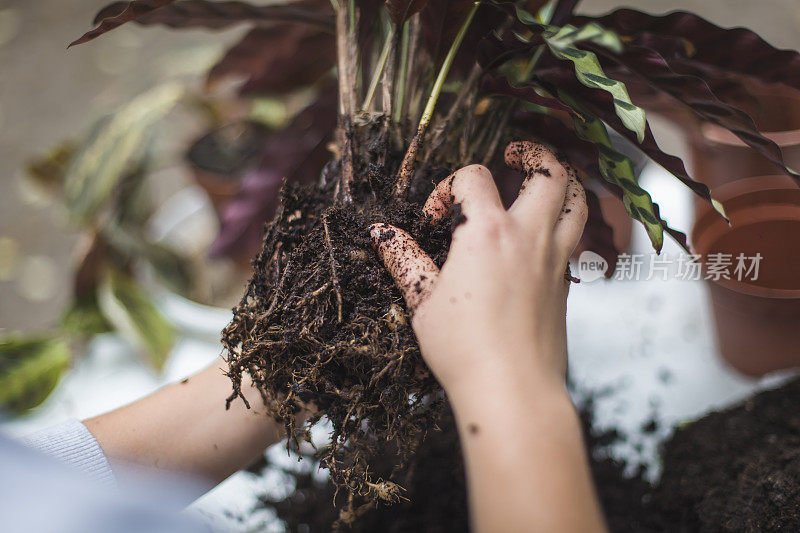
[443, 348, 566, 406]
[445, 359, 570, 422]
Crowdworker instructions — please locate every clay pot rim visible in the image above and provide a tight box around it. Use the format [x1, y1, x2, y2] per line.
[692, 175, 800, 299]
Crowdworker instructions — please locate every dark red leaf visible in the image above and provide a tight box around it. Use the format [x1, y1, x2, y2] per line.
[586, 43, 799, 180]
[570, 9, 800, 94]
[665, 64, 757, 111]
[477, 28, 544, 71]
[210, 89, 337, 259]
[385, 0, 428, 25]
[535, 69, 715, 205]
[481, 76, 575, 116]
[550, 0, 580, 26]
[653, 203, 690, 253]
[92, 0, 333, 31]
[70, 0, 177, 46]
[207, 25, 335, 95]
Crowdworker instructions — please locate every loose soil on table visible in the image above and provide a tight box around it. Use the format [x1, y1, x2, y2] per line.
[256, 377, 800, 532]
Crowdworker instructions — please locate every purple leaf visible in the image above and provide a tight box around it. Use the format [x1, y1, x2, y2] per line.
[385, 0, 428, 25]
[579, 188, 619, 277]
[570, 9, 800, 94]
[207, 25, 335, 95]
[70, 0, 177, 46]
[92, 0, 334, 31]
[482, 76, 575, 115]
[421, 0, 506, 74]
[653, 203, 690, 253]
[550, 0, 580, 26]
[210, 90, 337, 259]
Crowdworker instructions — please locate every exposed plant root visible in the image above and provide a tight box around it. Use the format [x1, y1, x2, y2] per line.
[322, 214, 344, 322]
[223, 127, 455, 504]
[393, 124, 426, 197]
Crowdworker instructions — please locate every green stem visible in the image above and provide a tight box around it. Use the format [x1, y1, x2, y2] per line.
[393, 20, 411, 123]
[418, 1, 480, 129]
[520, 44, 545, 83]
[361, 27, 395, 113]
[394, 1, 481, 196]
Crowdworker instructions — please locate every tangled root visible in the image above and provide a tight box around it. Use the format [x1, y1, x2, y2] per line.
[222, 152, 454, 504]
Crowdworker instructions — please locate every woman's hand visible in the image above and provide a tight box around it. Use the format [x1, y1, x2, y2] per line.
[370, 141, 587, 398]
[370, 141, 606, 533]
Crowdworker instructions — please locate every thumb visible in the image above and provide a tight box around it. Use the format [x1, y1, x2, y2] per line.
[369, 223, 439, 313]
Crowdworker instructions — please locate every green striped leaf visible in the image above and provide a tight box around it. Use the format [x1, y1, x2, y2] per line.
[544, 39, 645, 143]
[63, 83, 183, 223]
[0, 337, 70, 415]
[544, 22, 624, 53]
[561, 93, 664, 251]
[509, 11, 645, 142]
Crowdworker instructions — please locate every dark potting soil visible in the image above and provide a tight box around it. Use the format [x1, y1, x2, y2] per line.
[222, 131, 469, 506]
[649, 376, 800, 532]
[255, 377, 800, 532]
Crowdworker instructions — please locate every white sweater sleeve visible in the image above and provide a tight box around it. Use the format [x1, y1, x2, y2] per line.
[20, 419, 116, 488]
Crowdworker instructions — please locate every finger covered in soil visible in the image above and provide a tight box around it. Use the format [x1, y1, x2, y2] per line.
[369, 223, 439, 313]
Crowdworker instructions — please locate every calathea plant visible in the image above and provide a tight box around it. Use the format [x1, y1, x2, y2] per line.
[48, 0, 800, 514]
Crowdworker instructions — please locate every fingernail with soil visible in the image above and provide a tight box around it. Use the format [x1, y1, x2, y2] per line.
[368, 224, 394, 246]
[368, 224, 382, 247]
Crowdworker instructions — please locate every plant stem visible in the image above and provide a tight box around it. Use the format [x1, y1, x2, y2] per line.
[361, 27, 395, 113]
[394, 1, 481, 197]
[381, 26, 400, 119]
[404, 17, 424, 130]
[393, 20, 410, 124]
[335, 0, 357, 203]
[419, 2, 480, 132]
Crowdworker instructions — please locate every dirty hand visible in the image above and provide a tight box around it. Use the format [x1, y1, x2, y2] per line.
[371, 142, 605, 533]
[369, 142, 587, 398]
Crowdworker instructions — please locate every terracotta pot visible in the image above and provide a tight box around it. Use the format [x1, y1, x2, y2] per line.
[692, 175, 800, 376]
[689, 85, 800, 190]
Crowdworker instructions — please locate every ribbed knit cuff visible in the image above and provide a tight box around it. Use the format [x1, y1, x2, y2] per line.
[20, 419, 116, 488]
